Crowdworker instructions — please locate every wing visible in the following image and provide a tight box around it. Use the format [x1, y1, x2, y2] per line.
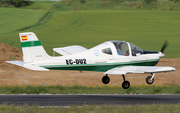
[104, 66, 176, 75]
[6, 61, 49, 71]
[53, 45, 88, 56]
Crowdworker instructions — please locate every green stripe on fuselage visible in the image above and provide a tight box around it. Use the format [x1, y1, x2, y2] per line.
[21, 41, 41, 48]
[41, 59, 159, 72]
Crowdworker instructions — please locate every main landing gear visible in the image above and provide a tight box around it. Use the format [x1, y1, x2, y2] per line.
[122, 74, 130, 89]
[102, 74, 130, 89]
[102, 73, 155, 89]
[102, 74, 110, 84]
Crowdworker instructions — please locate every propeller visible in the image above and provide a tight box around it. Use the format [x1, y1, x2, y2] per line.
[160, 40, 168, 53]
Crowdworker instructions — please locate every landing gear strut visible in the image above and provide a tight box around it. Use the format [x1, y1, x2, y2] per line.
[146, 73, 155, 84]
[122, 74, 130, 89]
[102, 74, 110, 84]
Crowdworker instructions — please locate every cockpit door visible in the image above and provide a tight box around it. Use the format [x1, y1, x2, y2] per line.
[110, 41, 131, 62]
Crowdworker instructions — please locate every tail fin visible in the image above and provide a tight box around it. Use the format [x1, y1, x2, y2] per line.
[19, 32, 50, 63]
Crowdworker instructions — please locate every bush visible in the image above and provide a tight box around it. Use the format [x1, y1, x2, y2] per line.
[174, 0, 179, 2]
[0, 0, 32, 8]
[169, 3, 180, 11]
[142, 0, 157, 4]
[80, 0, 85, 4]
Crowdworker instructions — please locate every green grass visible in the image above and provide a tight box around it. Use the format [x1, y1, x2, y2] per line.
[0, 8, 47, 34]
[0, 7, 48, 47]
[21, 10, 180, 57]
[0, 9, 180, 57]
[0, 85, 180, 94]
[0, 104, 180, 113]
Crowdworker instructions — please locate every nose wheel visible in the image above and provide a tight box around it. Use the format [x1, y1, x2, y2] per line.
[102, 74, 110, 84]
[146, 73, 155, 84]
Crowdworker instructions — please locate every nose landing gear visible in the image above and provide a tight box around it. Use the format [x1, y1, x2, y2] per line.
[146, 73, 155, 84]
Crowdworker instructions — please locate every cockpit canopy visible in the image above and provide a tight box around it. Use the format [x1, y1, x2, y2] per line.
[111, 41, 144, 56]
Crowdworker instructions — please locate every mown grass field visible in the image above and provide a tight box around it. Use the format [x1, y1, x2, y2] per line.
[0, 8, 48, 48]
[0, 85, 180, 94]
[0, 8, 179, 57]
[0, 103, 180, 113]
[0, 8, 47, 34]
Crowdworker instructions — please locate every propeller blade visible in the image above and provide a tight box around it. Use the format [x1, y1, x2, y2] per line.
[160, 40, 168, 53]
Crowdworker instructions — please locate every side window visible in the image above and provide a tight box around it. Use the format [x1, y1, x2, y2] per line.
[102, 48, 112, 55]
[113, 42, 129, 56]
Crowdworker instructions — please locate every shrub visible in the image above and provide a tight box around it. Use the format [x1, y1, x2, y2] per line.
[169, 3, 180, 11]
[9, 55, 15, 60]
[1, 48, 6, 52]
[0, 0, 32, 8]
[174, 0, 179, 2]
[80, 0, 85, 4]
[142, 0, 157, 4]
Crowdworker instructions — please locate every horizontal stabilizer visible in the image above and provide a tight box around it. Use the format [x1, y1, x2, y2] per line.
[53, 45, 88, 56]
[104, 66, 176, 75]
[6, 61, 49, 71]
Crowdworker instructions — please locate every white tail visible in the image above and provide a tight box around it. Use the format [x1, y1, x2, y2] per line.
[19, 32, 50, 63]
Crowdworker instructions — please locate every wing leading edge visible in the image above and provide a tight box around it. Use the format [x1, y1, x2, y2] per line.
[104, 66, 176, 75]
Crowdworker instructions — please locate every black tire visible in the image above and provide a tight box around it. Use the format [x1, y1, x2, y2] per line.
[122, 81, 130, 89]
[102, 76, 110, 84]
[146, 76, 154, 84]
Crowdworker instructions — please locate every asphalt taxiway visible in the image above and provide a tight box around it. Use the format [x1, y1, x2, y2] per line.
[0, 94, 180, 106]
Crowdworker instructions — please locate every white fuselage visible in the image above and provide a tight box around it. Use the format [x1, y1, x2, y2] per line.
[26, 41, 162, 72]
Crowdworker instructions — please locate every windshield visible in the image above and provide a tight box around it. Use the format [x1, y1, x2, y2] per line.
[112, 41, 129, 56]
[129, 43, 144, 56]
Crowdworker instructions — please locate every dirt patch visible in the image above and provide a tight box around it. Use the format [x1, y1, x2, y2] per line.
[0, 42, 179, 86]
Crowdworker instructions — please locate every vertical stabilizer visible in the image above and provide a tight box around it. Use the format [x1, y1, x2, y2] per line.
[19, 32, 50, 63]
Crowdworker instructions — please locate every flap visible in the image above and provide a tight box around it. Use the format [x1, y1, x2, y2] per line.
[53, 45, 88, 56]
[104, 66, 176, 75]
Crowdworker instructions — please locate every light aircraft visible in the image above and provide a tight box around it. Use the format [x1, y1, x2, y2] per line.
[6, 32, 175, 89]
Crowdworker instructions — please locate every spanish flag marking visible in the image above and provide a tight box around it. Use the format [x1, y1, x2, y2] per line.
[21, 36, 27, 41]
